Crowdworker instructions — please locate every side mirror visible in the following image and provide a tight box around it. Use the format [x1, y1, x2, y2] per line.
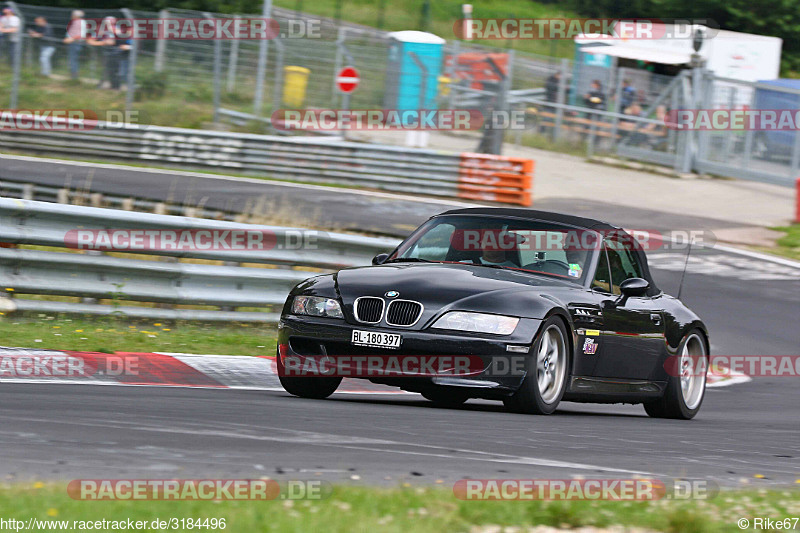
[615, 277, 650, 306]
[372, 253, 389, 265]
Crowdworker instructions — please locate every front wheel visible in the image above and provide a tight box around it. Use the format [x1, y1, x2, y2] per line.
[421, 389, 469, 408]
[504, 316, 570, 415]
[644, 330, 708, 419]
[279, 375, 342, 399]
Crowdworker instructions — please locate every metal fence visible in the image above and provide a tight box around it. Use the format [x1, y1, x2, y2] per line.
[2, 2, 798, 187]
[503, 63, 800, 188]
[4, 2, 569, 125]
[0, 198, 399, 321]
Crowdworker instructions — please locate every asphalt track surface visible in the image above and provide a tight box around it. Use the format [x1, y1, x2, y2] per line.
[0, 155, 746, 236]
[0, 155, 799, 487]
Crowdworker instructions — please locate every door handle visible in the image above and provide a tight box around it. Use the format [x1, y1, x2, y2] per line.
[650, 313, 662, 326]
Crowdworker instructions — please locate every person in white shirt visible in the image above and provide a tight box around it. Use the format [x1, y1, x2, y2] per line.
[0, 7, 21, 66]
[63, 10, 85, 79]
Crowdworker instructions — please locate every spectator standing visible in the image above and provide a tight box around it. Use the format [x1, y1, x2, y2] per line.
[115, 33, 132, 90]
[87, 16, 118, 89]
[545, 71, 561, 103]
[0, 6, 21, 67]
[29, 16, 56, 77]
[583, 80, 606, 111]
[63, 10, 85, 80]
[620, 79, 636, 110]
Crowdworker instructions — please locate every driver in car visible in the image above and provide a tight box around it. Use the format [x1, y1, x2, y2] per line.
[563, 241, 585, 278]
[477, 247, 518, 267]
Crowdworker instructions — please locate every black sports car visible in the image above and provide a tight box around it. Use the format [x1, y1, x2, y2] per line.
[277, 208, 709, 419]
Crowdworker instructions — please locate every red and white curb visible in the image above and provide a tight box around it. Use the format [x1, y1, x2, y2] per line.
[0, 347, 407, 394]
[706, 366, 752, 387]
[0, 347, 748, 390]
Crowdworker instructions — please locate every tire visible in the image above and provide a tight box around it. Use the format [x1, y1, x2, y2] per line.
[421, 389, 469, 407]
[644, 330, 708, 420]
[279, 374, 342, 399]
[503, 316, 570, 415]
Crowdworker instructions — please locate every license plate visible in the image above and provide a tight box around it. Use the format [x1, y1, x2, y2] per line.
[351, 330, 401, 349]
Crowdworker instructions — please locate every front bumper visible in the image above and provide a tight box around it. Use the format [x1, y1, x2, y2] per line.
[277, 314, 544, 397]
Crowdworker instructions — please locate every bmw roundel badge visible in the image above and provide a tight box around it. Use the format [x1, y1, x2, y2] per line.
[385, 291, 399, 298]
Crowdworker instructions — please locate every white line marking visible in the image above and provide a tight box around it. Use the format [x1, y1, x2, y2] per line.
[2, 413, 654, 475]
[0, 379, 411, 394]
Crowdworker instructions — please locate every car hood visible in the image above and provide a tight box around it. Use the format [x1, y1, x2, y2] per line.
[333, 262, 575, 322]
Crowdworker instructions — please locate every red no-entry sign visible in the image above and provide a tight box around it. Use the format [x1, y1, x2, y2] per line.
[336, 66, 360, 94]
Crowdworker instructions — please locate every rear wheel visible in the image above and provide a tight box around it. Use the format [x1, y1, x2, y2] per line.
[504, 316, 570, 415]
[421, 389, 469, 407]
[644, 330, 707, 419]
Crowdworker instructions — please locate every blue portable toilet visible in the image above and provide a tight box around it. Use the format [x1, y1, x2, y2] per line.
[753, 79, 800, 159]
[384, 31, 445, 112]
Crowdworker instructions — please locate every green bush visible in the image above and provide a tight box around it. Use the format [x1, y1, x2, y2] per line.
[135, 71, 169, 101]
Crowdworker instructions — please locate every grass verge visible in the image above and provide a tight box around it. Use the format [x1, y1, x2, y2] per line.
[274, 0, 578, 60]
[2, 483, 799, 532]
[761, 224, 800, 261]
[0, 316, 276, 356]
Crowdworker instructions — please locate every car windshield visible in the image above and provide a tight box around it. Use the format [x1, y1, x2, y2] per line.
[390, 215, 598, 282]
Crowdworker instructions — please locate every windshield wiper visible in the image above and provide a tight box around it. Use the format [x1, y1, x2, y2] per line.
[467, 261, 514, 270]
[384, 257, 439, 264]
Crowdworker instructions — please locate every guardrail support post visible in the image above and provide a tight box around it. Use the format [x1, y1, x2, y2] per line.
[553, 59, 568, 142]
[795, 177, 800, 224]
[587, 120, 597, 159]
[226, 16, 240, 92]
[253, 0, 274, 116]
[154, 10, 168, 72]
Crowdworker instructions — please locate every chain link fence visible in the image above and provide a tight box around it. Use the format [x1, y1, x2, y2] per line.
[1, 2, 798, 186]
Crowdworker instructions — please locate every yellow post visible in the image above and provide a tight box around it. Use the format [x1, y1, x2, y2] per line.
[283, 66, 311, 108]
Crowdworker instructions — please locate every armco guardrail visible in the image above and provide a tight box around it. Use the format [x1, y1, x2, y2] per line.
[0, 198, 400, 322]
[0, 179, 242, 221]
[0, 123, 534, 206]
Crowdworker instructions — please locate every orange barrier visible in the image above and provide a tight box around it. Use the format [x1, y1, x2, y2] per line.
[458, 153, 534, 206]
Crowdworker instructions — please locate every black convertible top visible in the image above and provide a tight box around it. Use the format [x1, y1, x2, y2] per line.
[436, 208, 620, 231]
[435, 207, 660, 295]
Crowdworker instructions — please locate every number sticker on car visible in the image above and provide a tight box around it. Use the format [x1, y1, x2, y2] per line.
[351, 330, 401, 349]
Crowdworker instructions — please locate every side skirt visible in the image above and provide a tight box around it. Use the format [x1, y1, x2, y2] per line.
[563, 376, 667, 404]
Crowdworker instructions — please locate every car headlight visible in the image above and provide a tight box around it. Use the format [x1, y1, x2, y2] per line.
[291, 296, 344, 319]
[431, 311, 519, 335]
